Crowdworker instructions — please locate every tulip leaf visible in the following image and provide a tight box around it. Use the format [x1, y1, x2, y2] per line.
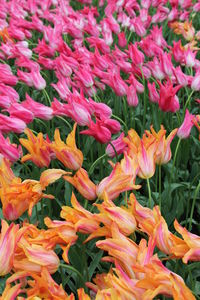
[88, 250, 104, 281]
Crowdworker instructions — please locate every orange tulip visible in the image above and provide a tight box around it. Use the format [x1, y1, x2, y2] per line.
[193, 114, 200, 140]
[14, 237, 60, 274]
[7, 268, 73, 299]
[137, 140, 157, 179]
[77, 288, 91, 300]
[169, 20, 195, 41]
[0, 156, 15, 186]
[96, 223, 139, 273]
[146, 126, 178, 165]
[50, 123, 83, 170]
[94, 193, 136, 236]
[88, 237, 155, 299]
[171, 220, 200, 263]
[124, 128, 141, 146]
[93, 269, 139, 299]
[135, 257, 195, 300]
[89, 223, 195, 300]
[20, 128, 53, 167]
[0, 27, 14, 43]
[39, 168, 68, 189]
[0, 220, 20, 276]
[44, 217, 78, 264]
[61, 192, 99, 235]
[64, 168, 97, 200]
[131, 194, 183, 255]
[0, 157, 67, 220]
[120, 151, 139, 179]
[123, 129, 157, 179]
[0, 283, 22, 300]
[96, 163, 140, 200]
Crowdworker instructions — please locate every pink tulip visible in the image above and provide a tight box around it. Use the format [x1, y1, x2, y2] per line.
[148, 82, 159, 103]
[173, 66, 189, 87]
[0, 114, 26, 133]
[86, 36, 110, 54]
[191, 69, 200, 91]
[103, 118, 121, 134]
[0, 63, 18, 85]
[128, 75, 144, 94]
[172, 40, 185, 63]
[106, 133, 127, 157]
[74, 68, 94, 88]
[0, 95, 13, 109]
[160, 52, 173, 77]
[6, 103, 34, 124]
[184, 48, 196, 68]
[80, 118, 111, 144]
[127, 85, 139, 107]
[102, 69, 128, 96]
[118, 32, 127, 48]
[177, 109, 194, 139]
[89, 99, 112, 120]
[0, 132, 22, 162]
[128, 43, 144, 66]
[158, 80, 181, 113]
[0, 84, 19, 103]
[51, 77, 71, 100]
[21, 94, 53, 120]
[30, 68, 46, 90]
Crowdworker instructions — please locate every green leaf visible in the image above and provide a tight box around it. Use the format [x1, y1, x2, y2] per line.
[88, 250, 104, 280]
[64, 181, 72, 206]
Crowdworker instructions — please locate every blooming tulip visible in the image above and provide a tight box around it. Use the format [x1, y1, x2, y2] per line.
[50, 124, 83, 170]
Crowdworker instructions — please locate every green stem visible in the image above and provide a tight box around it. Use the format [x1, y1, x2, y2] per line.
[143, 92, 147, 128]
[43, 89, 51, 106]
[123, 97, 128, 128]
[171, 138, 181, 181]
[183, 90, 194, 116]
[35, 118, 48, 129]
[188, 181, 200, 231]
[93, 93, 100, 103]
[77, 125, 81, 149]
[173, 140, 181, 167]
[186, 171, 200, 227]
[35, 204, 39, 223]
[90, 197, 100, 213]
[112, 114, 128, 134]
[130, 106, 135, 129]
[98, 144, 104, 178]
[155, 165, 158, 194]
[124, 191, 128, 208]
[127, 31, 133, 43]
[59, 263, 85, 286]
[56, 116, 72, 130]
[90, 141, 94, 162]
[0, 58, 6, 64]
[159, 164, 162, 211]
[146, 178, 152, 208]
[40, 199, 45, 227]
[27, 213, 31, 223]
[88, 153, 107, 175]
[176, 111, 181, 127]
[108, 141, 119, 161]
[140, 66, 147, 129]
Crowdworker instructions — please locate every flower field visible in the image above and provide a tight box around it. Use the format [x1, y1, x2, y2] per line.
[0, 0, 200, 299]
